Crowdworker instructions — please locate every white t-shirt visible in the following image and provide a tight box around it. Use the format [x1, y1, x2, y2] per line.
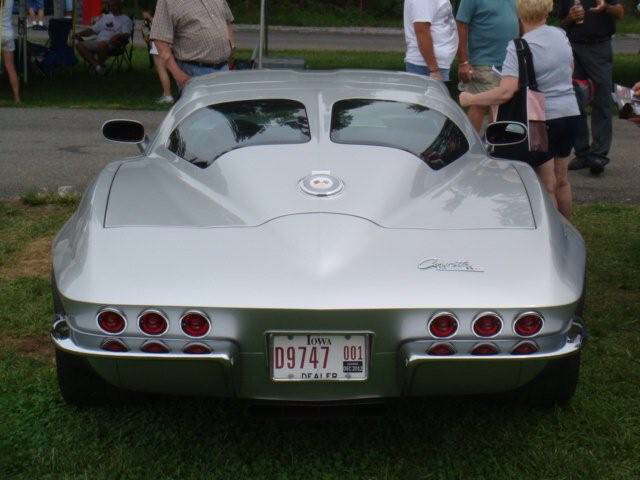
[93, 13, 133, 43]
[404, 0, 458, 69]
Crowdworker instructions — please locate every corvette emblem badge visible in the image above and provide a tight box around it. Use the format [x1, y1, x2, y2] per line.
[418, 258, 483, 272]
[300, 171, 344, 197]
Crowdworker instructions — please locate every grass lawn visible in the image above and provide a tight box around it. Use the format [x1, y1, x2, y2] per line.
[1, 48, 639, 110]
[0, 200, 639, 479]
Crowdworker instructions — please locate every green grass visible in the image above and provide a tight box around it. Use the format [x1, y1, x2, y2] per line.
[1, 48, 638, 110]
[0, 202, 639, 479]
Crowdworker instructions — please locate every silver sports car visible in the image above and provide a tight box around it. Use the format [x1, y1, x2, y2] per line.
[50, 70, 586, 407]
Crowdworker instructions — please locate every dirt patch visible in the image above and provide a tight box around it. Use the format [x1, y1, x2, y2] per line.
[0, 235, 53, 279]
[1, 334, 54, 363]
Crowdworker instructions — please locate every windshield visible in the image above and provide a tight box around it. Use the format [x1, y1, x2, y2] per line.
[331, 99, 469, 170]
[168, 99, 311, 168]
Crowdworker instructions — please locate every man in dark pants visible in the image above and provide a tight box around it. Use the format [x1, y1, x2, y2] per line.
[559, 0, 624, 174]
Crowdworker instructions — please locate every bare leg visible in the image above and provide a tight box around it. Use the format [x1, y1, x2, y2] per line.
[153, 55, 172, 97]
[28, 8, 36, 24]
[3, 51, 21, 103]
[535, 160, 558, 209]
[467, 105, 488, 133]
[554, 156, 572, 219]
[37, 9, 45, 25]
[76, 42, 99, 66]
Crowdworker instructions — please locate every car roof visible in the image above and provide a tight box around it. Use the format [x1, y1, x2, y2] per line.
[181, 69, 452, 102]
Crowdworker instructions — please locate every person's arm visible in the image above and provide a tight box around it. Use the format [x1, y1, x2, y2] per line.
[456, 22, 473, 83]
[74, 28, 96, 39]
[223, 0, 235, 50]
[459, 76, 519, 107]
[590, 0, 624, 19]
[560, 1, 585, 28]
[455, 0, 475, 83]
[156, 40, 191, 87]
[414, 22, 441, 80]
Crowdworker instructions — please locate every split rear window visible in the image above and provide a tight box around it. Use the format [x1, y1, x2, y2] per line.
[330, 99, 469, 170]
[168, 99, 311, 168]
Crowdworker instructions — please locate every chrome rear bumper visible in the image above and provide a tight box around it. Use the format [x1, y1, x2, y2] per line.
[51, 317, 585, 400]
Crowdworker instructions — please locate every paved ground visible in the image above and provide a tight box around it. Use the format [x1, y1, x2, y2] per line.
[25, 23, 640, 54]
[0, 107, 637, 203]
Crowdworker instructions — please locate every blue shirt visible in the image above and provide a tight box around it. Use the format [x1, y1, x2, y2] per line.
[456, 0, 519, 68]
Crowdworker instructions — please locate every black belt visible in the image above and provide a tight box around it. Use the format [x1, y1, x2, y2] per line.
[571, 37, 611, 45]
[178, 59, 228, 69]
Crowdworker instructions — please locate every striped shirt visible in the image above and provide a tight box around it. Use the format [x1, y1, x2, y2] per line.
[150, 0, 234, 64]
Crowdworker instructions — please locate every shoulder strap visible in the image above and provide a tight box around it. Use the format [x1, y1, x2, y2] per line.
[513, 38, 539, 91]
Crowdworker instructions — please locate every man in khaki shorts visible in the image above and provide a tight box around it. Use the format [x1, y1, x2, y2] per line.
[456, 0, 519, 132]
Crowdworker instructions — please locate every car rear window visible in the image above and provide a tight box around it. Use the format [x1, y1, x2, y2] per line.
[330, 99, 469, 170]
[168, 99, 311, 168]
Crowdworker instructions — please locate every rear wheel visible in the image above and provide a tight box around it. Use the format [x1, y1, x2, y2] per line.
[515, 352, 581, 408]
[55, 349, 122, 407]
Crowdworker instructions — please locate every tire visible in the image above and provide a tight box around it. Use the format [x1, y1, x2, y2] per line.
[515, 352, 581, 408]
[55, 349, 123, 407]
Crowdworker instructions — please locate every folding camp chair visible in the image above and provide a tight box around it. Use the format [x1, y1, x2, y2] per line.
[30, 17, 77, 77]
[105, 15, 134, 73]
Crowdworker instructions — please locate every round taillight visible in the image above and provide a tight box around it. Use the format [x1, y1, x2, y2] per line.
[473, 313, 502, 337]
[97, 309, 126, 334]
[429, 313, 458, 338]
[101, 339, 128, 352]
[184, 343, 212, 355]
[512, 341, 539, 355]
[514, 312, 543, 337]
[471, 343, 499, 356]
[428, 343, 455, 356]
[180, 311, 210, 337]
[141, 341, 170, 354]
[138, 310, 168, 335]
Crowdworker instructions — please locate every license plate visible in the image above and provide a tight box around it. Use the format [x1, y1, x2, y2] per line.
[270, 333, 369, 382]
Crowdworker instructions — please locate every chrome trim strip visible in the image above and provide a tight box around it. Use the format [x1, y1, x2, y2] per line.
[512, 311, 545, 338]
[96, 307, 127, 335]
[52, 334, 236, 364]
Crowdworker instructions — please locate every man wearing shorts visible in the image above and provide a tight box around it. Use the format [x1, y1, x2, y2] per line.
[73, 0, 132, 74]
[456, 0, 519, 132]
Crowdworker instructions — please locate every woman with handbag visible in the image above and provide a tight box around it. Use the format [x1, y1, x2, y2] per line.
[459, 0, 580, 219]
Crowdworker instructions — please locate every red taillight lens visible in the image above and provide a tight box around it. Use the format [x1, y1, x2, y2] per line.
[97, 309, 126, 334]
[138, 310, 168, 335]
[514, 313, 543, 337]
[471, 343, 499, 355]
[473, 313, 502, 337]
[141, 341, 170, 354]
[101, 339, 128, 352]
[512, 341, 539, 355]
[428, 343, 455, 356]
[181, 311, 210, 337]
[183, 343, 212, 355]
[429, 313, 458, 338]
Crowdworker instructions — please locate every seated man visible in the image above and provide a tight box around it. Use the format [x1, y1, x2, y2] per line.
[74, 0, 132, 74]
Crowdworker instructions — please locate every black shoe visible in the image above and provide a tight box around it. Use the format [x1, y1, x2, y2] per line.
[569, 156, 590, 170]
[589, 157, 610, 175]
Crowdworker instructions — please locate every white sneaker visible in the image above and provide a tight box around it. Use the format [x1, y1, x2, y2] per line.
[95, 65, 106, 75]
[156, 95, 174, 104]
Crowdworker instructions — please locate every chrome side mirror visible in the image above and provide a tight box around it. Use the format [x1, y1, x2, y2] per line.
[485, 121, 528, 147]
[102, 119, 148, 152]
